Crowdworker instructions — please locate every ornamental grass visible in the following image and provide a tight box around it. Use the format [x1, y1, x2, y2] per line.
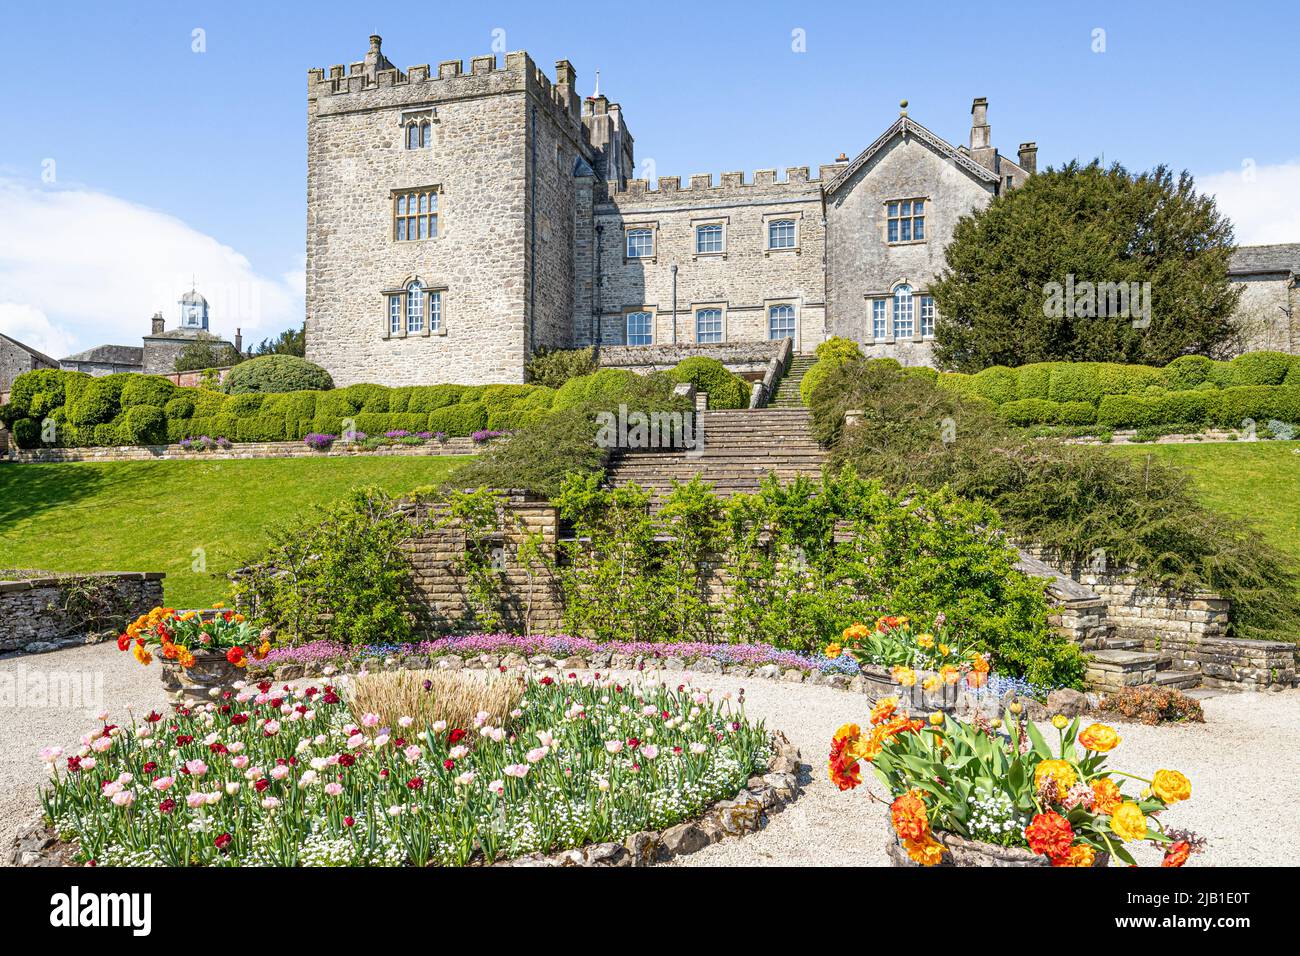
[345, 670, 522, 737]
[37, 673, 768, 866]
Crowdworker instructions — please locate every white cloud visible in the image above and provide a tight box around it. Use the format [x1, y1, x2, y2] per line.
[0, 177, 302, 359]
[1199, 159, 1300, 246]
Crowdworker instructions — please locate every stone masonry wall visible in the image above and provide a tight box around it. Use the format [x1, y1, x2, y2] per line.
[826, 130, 996, 366]
[399, 496, 564, 634]
[590, 170, 829, 353]
[1, 336, 56, 393]
[1228, 274, 1299, 355]
[1028, 548, 1297, 689]
[596, 340, 785, 376]
[0, 572, 165, 654]
[307, 51, 564, 387]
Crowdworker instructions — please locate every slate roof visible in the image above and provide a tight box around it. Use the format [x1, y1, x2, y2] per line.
[1229, 243, 1300, 276]
[144, 327, 231, 343]
[0, 332, 58, 367]
[824, 114, 1001, 196]
[60, 344, 145, 367]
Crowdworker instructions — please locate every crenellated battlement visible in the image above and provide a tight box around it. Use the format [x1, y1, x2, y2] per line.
[601, 165, 845, 205]
[309, 42, 584, 131]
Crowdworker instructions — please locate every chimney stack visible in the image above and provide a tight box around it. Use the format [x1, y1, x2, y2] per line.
[151, 312, 164, 335]
[969, 97, 996, 172]
[1018, 142, 1038, 175]
[234, 328, 243, 354]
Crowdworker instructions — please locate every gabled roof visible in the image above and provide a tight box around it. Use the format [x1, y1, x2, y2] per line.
[0, 332, 58, 368]
[1229, 243, 1300, 276]
[824, 114, 1001, 197]
[60, 344, 144, 367]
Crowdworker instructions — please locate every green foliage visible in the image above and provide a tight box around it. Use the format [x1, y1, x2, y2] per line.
[670, 357, 749, 409]
[807, 356, 1300, 644]
[998, 399, 1061, 426]
[427, 403, 488, 436]
[67, 374, 129, 426]
[814, 336, 864, 364]
[447, 370, 688, 499]
[164, 393, 196, 419]
[1161, 355, 1215, 390]
[222, 354, 333, 394]
[931, 160, 1240, 370]
[118, 405, 167, 445]
[174, 333, 243, 373]
[251, 326, 306, 357]
[119, 375, 177, 409]
[234, 487, 428, 644]
[525, 346, 597, 388]
[407, 384, 465, 413]
[1015, 363, 1052, 400]
[1229, 350, 1295, 386]
[1047, 364, 1102, 404]
[11, 418, 40, 448]
[970, 366, 1019, 404]
[552, 470, 1080, 685]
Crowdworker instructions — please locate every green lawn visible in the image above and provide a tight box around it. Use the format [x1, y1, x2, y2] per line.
[1107, 441, 1300, 565]
[0, 456, 470, 608]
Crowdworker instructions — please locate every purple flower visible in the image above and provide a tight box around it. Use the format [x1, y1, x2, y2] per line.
[303, 433, 338, 450]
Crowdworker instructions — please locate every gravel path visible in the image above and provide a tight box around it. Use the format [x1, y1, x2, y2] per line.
[3, 644, 1297, 866]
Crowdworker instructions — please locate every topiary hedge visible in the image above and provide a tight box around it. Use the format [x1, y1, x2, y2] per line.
[222, 355, 334, 394]
[668, 357, 750, 409]
[931, 350, 1300, 432]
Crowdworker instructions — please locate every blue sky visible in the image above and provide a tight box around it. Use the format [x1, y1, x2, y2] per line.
[2, 0, 1298, 357]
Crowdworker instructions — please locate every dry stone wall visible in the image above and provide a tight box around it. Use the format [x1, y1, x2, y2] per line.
[0, 572, 164, 654]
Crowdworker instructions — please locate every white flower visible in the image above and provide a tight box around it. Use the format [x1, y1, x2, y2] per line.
[604, 740, 623, 754]
[689, 742, 707, 755]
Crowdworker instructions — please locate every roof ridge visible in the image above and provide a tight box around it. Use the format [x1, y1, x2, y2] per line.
[0, 331, 59, 367]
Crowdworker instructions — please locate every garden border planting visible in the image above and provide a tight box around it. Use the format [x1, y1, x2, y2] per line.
[5, 436, 485, 464]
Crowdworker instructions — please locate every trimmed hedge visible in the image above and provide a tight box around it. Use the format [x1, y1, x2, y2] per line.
[668, 357, 749, 409]
[222, 355, 334, 394]
[930, 350, 1300, 432]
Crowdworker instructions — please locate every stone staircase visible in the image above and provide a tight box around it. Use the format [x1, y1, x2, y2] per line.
[1086, 638, 1203, 692]
[769, 353, 818, 407]
[1017, 549, 1205, 691]
[606, 407, 826, 503]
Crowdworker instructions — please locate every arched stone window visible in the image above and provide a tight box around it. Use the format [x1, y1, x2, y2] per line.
[406, 280, 424, 333]
[892, 284, 914, 338]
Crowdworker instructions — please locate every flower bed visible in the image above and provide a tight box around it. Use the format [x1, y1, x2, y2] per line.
[831, 696, 1198, 867]
[254, 634, 1056, 701]
[35, 671, 779, 867]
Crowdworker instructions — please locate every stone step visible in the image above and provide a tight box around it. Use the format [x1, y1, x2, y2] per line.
[1102, 638, 1145, 651]
[1152, 669, 1203, 689]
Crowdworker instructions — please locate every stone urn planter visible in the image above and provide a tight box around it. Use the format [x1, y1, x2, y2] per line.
[860, 664, 961, 712]
[886, 831, 1109, 867]
[159, 650, 243, 704]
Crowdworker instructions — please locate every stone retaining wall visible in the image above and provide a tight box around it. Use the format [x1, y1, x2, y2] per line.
[0, 571, 165, 654]
[5, 438, 486, 464]
[397, 495, 565, 634]
[1026, 548, 1297, 689]
[596, 340, 786, 377]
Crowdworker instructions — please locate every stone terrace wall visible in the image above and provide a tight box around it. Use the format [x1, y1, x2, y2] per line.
[1027, 548, 1297, 689]
[398, 495, 564, 634]
[597, 340, 788, 377]
[6, 438, 486, 464]
[0, 571, 165, 654]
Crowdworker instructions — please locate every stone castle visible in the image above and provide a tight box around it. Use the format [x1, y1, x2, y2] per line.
[297, 36, 1295, 387]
